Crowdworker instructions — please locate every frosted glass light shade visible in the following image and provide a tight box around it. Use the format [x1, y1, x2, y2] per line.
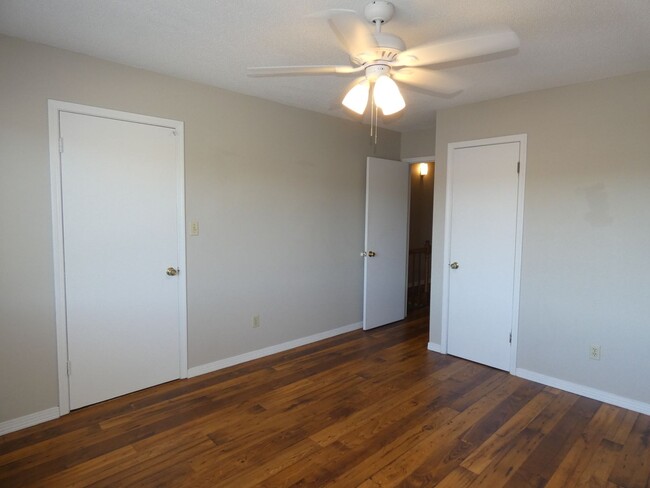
[342, 80, 370, 114]
[419, 162, 429, 176]
[373, 75, 405, 115]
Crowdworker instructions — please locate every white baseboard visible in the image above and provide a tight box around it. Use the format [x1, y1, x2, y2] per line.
[0, 407, 60, 436]
[188, 321, 363, 378]
[515, 368, 650, 416]
[427, 342, 442, 353]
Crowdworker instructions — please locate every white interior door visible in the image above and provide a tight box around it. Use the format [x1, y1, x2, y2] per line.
[446, 140, 522, 370]
[60, 110, 183, 409]
[363, 157, 410, 330]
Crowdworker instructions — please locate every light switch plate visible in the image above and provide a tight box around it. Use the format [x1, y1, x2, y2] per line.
[190, 220, 199, 236]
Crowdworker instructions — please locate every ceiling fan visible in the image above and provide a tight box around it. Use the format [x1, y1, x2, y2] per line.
[247, 1, 520, 117]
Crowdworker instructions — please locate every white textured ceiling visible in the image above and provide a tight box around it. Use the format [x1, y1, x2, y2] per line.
[0, 0, 648, 131]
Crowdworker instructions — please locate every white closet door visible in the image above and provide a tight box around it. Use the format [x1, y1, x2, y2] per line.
[447, 142, 521, 371]
[60, 111, 182, 409]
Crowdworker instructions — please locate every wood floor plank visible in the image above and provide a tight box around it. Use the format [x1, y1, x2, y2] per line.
[318, 406, 460, 488]
[545, 403, 629, 488]
[309, 360, 472, 447]
[461, 390, 555, 474]
[433, 465, 478, 488]
[359, 376, 528, 486]
[380, 379, 546, 487]
[319, 371, 504, 487]
[607, 414, 650, 488]
[401, 382, 568, 488]
[574, 438, 624, 488]
[1, 309, 649, 487]
[0, 397, 218, 486]
[502, 394, 602, 488]
[188, 438, 323, 487]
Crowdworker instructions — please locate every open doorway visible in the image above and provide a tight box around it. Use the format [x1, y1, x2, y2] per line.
[406, 159, 434, 313]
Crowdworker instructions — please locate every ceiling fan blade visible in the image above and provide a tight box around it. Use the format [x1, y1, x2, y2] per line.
[247, 65, 360, 76]
[395, 27, 520, 67]
[392, 68, 466, 95]
[320, 9, 378, 59]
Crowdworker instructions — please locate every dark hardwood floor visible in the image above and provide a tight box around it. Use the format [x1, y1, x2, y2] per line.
[1, 309, 649, 487]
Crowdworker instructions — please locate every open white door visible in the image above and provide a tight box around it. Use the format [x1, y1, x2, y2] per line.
[363, 157, 410, 330]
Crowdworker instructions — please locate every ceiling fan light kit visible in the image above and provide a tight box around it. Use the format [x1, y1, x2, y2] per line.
[247, 1, 520, 121]
[373, 75, 405, 115]
[342, 63, 405, 116]
[342, 79, 370, 114]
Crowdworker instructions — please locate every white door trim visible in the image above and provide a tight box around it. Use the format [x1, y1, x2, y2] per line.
[402, 155, 436, 164]
[48, 100, 188, 415]
[440, 134, 526, 374]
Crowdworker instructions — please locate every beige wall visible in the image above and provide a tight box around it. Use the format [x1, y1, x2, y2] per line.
[0, 34, 401, 423]
[401, 126, 436, 160]
[432, 71, 650, 404]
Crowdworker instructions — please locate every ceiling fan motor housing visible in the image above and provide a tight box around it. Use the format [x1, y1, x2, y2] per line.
[365, 64, 390, 81]
[351, 32, 405, 65]
[351, 2, 404, 65]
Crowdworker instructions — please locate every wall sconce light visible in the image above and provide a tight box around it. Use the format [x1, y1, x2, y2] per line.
[419, 162, 429, 177]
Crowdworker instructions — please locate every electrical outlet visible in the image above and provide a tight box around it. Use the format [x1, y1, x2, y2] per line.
[252, 314, 260, 328]
[589, 344, 601, 360]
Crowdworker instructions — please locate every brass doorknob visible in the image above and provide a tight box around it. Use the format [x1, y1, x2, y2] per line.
[166, 267, 179, 276]
[450, 262, 459, 269]
[368, 251, 376, 257]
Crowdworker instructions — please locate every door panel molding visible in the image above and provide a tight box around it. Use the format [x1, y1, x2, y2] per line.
[440, 134, 527, 374]
[48, 100, 187, 415]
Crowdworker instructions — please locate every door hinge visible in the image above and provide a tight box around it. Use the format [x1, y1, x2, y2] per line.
[66, 361, 71, 376]
[59, 137, 64, 154]
[516, 162, 520, 174]
[509, 332, 512, 344]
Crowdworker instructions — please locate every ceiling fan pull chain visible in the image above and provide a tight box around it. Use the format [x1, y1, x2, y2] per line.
[372, 87, 379, 146]
[375, 103, 378, 145]
[370, 89, 374, 138]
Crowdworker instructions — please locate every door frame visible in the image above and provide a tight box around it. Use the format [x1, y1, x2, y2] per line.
[403, 155, 435, 315]
[440, 134, 526, 374]
[48, 100, 188, 415]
